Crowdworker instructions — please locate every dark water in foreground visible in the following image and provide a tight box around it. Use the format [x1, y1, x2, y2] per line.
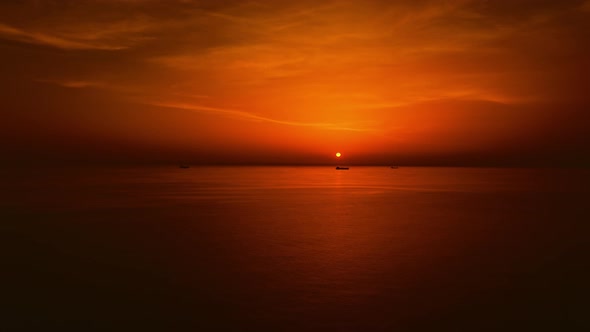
[2, 166, 590, 331]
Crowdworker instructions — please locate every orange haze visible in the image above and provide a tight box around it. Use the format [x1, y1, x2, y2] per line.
[1, 0, 590, 166]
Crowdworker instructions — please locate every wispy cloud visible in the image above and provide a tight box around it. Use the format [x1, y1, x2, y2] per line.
[0, 23, 129, 50]
[36, 78, 105, 88]
[150, 101, 372, 132]
[0, 10, 154, 51]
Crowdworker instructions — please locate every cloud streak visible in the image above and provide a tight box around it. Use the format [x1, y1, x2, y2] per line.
[35, 79, 106, 88]
[0, 23, 129, 50]
[150, 101, 373, 132]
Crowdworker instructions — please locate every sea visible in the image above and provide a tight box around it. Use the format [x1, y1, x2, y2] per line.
[2, 166, 590, 331]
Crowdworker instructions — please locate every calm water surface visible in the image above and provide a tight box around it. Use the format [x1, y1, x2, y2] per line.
[2, 167, 590, 331]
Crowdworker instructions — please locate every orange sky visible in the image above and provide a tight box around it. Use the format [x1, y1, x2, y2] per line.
[1, 0, 589, 165]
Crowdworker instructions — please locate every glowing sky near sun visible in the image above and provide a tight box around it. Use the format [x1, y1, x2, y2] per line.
[1, 0, 589, 165]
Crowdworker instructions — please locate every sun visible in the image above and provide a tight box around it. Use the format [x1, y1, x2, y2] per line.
[336, 152, 341, 158]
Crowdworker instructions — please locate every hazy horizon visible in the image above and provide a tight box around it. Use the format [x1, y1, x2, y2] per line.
[2, 0, 590, 166]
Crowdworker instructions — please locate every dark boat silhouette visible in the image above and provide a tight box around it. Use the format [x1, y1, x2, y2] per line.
[179, 164, 190, 169]
[390, 166, 399, 169]
[336, 166, 349, 170]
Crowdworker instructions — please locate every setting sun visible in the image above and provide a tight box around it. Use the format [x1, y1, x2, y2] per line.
[336, 152, 341, 158]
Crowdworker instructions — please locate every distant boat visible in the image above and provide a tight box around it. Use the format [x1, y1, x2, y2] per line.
[179, 164, 190, 169]
[336, 166, 349, 170]
[390, 166, 399, 169]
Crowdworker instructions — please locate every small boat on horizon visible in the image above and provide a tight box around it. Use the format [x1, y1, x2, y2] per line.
[390, 166, 399, 169]
[179, 164, 190, 169]
[336, 166, 349, 170]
